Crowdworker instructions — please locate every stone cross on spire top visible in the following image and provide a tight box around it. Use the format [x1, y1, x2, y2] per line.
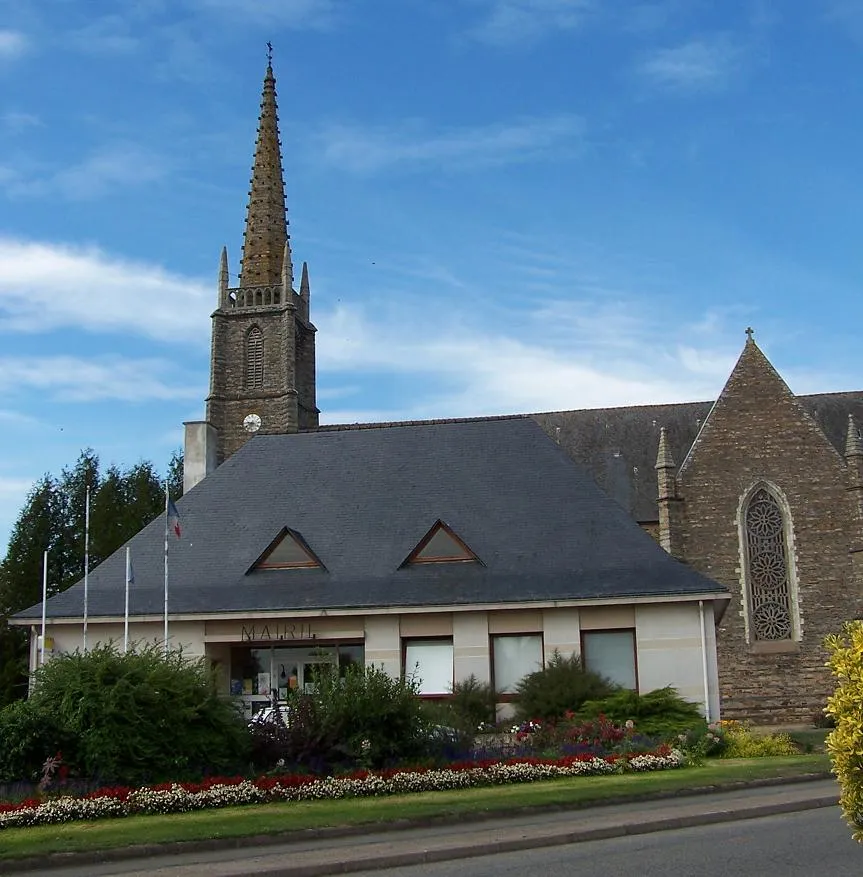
[238, 53, 293, 289]
[745, 326, 755, 341]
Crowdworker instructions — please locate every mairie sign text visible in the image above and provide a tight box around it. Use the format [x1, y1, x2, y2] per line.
[241, 623, 316, 642]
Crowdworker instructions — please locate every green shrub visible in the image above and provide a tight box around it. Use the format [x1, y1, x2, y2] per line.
[576, 686, 706, 741]
[719, 721, 798, 758]
[18, 642, 249, 785]
[449, 675, 497, 731]
[424, 675, 497, 737]
[249, 694, 336, 774]
[677, 721, 726, 760]
[514, 651, 617, 722]
[0, 699, 75, 783]
[825, 621, 863, 843]
[251, 663, 431, 772]
[416, 676, 497, 753]
[318, 662, 431, 766]
[529, 713, 657, 756]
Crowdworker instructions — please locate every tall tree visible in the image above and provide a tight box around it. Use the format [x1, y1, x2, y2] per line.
[0, 449, 184, 708]
[56, 450, 101, 592]
[167, 450, 184, 501]
[124, 461, 167, 533]
[0, 476, 65, 705]
[89, 466, 128, 568]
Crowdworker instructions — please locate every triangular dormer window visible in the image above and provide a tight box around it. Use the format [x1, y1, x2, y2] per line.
[253, 528, 324, 571]
[402, 520, 481, 566]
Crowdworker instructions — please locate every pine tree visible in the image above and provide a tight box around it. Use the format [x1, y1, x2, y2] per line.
[167, 450, 184, 500]
[55, 450, 101, 592]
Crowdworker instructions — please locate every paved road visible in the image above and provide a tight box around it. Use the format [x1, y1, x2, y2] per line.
[6, 779, 840, 877]
[347, 808, 860, 877]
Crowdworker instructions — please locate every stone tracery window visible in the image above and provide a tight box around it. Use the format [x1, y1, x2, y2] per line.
[743, 487, 795, 641]
[246, 326, 264, 389]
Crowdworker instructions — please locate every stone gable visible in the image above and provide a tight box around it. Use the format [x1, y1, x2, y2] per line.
[674, 339, 862, 722]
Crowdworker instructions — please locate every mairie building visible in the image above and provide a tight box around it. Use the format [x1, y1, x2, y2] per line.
[14, 62, 863, 724]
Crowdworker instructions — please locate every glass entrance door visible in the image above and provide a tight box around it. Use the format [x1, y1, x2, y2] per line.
[230, 643, 363, 719]
[273, 648, 335, 696]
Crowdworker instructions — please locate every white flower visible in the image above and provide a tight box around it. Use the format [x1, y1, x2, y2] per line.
[0, 751, 684, 830]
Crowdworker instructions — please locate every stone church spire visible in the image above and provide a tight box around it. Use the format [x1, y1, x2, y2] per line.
[238, 54, 293, 288]
[199, 54, 318, 473]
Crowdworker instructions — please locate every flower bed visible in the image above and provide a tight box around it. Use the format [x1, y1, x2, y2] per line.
[0, 749, 684, 830]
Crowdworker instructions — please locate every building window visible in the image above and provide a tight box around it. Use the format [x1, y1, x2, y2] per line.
[581, 630, 637, 690]
[402, 520, 480, 566]
[492, 634, 543, 694]
[246, 326, 264, 389]
[404, 639, 453, 695]
[253, 527, 324, 570]
[742, 486, 796, 642]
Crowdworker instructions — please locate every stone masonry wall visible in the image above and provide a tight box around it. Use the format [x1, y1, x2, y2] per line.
[206, 303, 299, 462]
[640, 521, 660, 541]
[677, 343, 861, 724]
[295, 321, 318, 430]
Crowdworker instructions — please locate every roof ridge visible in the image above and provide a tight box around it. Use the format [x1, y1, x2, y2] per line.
[308, 414, 528, 433]
[307, 389, 863, 436]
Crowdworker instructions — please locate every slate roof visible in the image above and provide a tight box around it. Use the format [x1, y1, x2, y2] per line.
[15, 419, 727, 622]
[531, 391, 863, 521]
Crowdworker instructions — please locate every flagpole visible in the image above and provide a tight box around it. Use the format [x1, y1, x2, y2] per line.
[83, 484, 90, 653]
[163, 481, 169, 657]
[124, 546, 131, 654]
[40, 550, 48, 666]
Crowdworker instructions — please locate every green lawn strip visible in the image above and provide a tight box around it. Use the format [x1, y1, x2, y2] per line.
[0, 755, 831, 862]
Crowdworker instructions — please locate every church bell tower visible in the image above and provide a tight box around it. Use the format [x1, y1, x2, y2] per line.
[205, 56, 319, 465]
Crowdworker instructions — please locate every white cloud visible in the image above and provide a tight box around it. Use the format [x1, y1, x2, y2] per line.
[0, 475, 40, 554]
[0, 237, 212, 343]
[2, 143, 169, 200]
[637, 35, 746, 92]
[55, 144, 168, 199]
[0, 409, 40, 428]
[0, 475, 38, 497]
[0, 29, 27, 60]
[316, 296, 737, 420]
[1, 111, 40, 133]
[315, 115, 585, 173]
[0, 355, 200, 403]
[465, 0, 592, 46]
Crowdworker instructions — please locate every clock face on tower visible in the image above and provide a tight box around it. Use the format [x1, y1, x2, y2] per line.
[243, 413, 262, 434]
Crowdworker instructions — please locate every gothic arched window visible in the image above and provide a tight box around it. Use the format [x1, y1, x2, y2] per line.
[742, 486, 797, 642]
[246, 326, 264, 389]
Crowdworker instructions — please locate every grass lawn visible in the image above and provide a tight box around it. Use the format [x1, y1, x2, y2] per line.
[0, 754, 831, 862]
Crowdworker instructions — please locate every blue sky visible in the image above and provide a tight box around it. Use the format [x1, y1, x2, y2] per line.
[1, 0, 862, 552]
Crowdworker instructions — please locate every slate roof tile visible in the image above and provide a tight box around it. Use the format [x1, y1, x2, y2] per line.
[15, 419, 727, 621]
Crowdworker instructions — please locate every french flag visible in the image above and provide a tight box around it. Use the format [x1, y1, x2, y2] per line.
[167, 499, 182, 539]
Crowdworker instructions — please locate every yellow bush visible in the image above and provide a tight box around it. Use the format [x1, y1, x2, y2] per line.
[825, 621, 863, 844]
[720, 722, 798, 759]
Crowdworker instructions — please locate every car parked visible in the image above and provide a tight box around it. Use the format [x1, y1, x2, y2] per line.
[248, 705, 293, 727]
